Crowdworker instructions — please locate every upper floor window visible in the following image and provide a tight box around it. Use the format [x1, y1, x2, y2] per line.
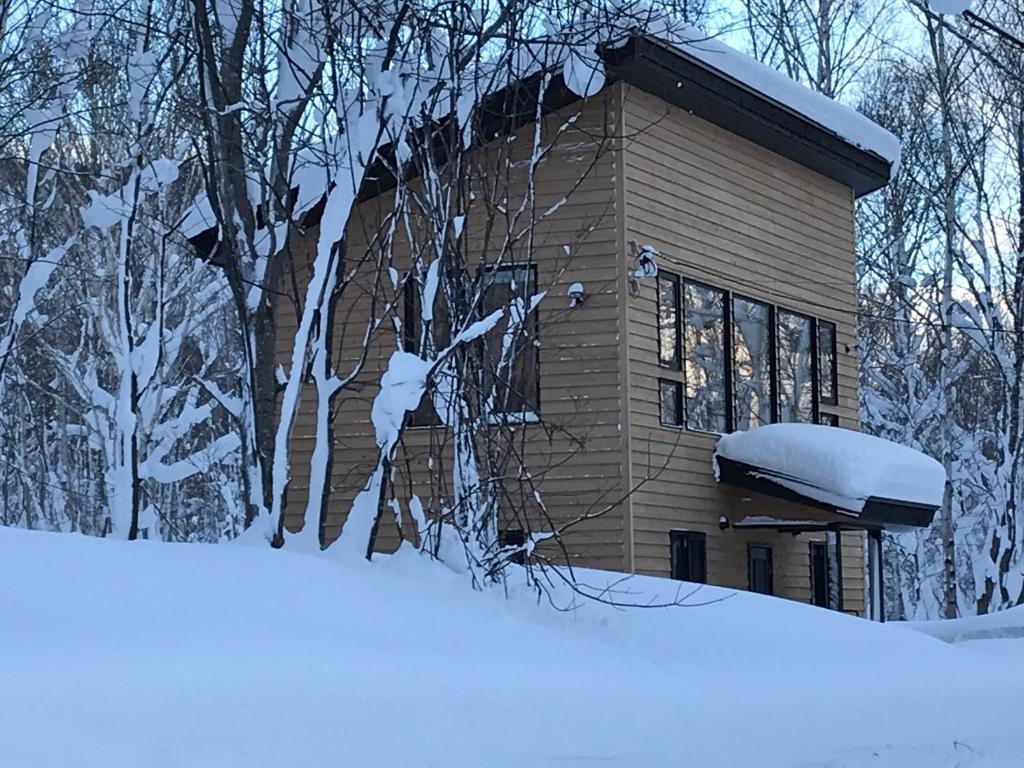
[482, 265, 540, 418]
[732, 296, 773, 430]
[818, 320, 838, 406]
[683, 281, 728, 433]
[653, 269, 839, 433]
[776, 309, 814, 423]
[657, 273, 681, 369]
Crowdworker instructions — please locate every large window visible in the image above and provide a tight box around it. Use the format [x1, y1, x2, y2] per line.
[776, 309, 815, 423]
[683, 281, 728, 433]
[670, 530, 707, 583]
[653, 270, 839, 433]
[482, 265, 539, 417]
[732, 296, 773, 430]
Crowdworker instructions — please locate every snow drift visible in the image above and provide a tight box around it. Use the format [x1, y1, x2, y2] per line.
[1, 527, 1020, 767]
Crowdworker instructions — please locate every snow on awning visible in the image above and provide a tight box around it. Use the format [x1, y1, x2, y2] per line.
[713, 424, 945, 528]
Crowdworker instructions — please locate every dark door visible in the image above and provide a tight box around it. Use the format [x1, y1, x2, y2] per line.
[748, 545, 774, 595]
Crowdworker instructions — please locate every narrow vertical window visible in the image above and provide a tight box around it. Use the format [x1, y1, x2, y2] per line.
[776, 310, 814, 423]
[683, 281, 728, 432]
[657, 273, 681, 369]
[748, 544, 774, 595]
[670, 530, 707, 583]
[659, 379, 683, 426]
[404, 277, 447, 427]
[732, 296, 773, 430]
[818, 320, 838, 406]
[483, 265, 539, 416]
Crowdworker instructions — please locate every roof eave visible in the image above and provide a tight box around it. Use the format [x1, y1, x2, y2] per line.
[606, 34, 892, 198]
[715, 456, 939, 529]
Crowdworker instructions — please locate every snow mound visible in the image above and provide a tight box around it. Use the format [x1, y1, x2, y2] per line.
[1, 526, 1020, 767]
[902, 606, 1024, 643]
[715, 423, 945, 512]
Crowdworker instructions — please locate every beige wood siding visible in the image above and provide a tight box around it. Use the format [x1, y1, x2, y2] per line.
[275, 93, 630, 571]
[621, 85, 867, 615]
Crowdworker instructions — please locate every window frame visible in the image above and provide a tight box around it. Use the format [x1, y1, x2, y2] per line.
[774, 307, 819, 425]
[658, 378, 684, 428]
[748, 544, 774, 595]
[817, 320, 839, 407]
[730, 293, 777, 429]
[681, 277, 732, 434]
[482, 263, 541, 420]
[670, 530, 708, 584]
[657, 272, 682, 371]
[650, 272, 840, 435]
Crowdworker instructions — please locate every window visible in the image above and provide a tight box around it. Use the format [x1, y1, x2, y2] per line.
[670, 530, 707, 583]
[809, 540, 829, 608]
[683, 281, 728, 432]
[403, 276, 449, 427]
[748, 544, 774, 595]
[776, 310, 815, 423]
[499, 528, 526, 565]
[659, 379, 683, 427]
[482, 265, 539, 416]
[657, 273, 681, 369]
[818, 321, 838, 406]
[732, 296, 773, 430]
[650, 273, 838, 435]
[809, 539, 842, 610]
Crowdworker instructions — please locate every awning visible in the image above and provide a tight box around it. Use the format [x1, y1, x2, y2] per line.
[713, 424, 944, 529]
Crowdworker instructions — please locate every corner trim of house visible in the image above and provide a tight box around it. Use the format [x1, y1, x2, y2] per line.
[614, 82, 636, 574]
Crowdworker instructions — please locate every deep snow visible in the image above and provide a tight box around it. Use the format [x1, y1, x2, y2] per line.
[1, 526, 1021, 767]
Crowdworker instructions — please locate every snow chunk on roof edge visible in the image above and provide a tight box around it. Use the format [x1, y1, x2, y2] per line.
[649, 28, 901, 170]
[714, 424, 945, 512]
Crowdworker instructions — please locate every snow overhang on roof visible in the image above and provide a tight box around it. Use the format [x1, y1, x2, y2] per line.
[713, 424, 945, 529]
[602, 31, 897, 197]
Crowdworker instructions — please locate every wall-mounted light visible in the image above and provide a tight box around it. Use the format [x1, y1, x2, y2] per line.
[567, 282, 585, 307]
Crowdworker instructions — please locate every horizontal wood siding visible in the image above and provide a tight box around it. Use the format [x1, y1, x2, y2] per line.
[622, 86, 867, 615]
[276, 93, 628, 571]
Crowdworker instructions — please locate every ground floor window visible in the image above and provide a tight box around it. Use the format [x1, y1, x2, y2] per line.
[748, 544, 774, 595]
[670, 530, 707, 583]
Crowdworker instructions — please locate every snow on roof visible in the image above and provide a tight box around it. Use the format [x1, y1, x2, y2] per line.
[714, 423, 945, 513]
[650, 28, 901, 169]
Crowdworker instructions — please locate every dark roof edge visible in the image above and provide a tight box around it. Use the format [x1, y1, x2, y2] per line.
[188, 32, 892, 258]
[715, 456, 939, 529]
[606, 34, 891, 198]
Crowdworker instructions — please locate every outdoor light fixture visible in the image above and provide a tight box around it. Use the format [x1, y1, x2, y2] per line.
[567, 282, 585, 307]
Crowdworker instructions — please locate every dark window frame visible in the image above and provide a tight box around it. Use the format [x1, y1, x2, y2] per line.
[670, 530, 708, 583]
[817, 320, 839, 407]
[730, 293, 776, 429]
[481, 263, 541, 419]
[650, 272, 839, 435]
[775, 307, 818, 425]
[657, 272, 682, 371]
[681, 277, 732, 434]
[747, 544, 774, 595]
[658, 378, 684, 427]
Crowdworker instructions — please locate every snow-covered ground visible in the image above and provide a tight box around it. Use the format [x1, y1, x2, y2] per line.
[2, 527, 1022, 767]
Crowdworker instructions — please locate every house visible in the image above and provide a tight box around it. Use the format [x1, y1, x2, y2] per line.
[195, 31, 942, 619]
